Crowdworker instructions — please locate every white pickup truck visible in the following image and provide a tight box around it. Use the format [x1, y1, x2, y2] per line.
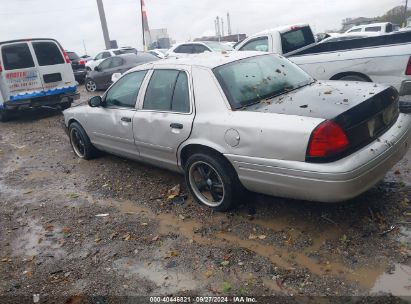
[235, 24, 411, 96]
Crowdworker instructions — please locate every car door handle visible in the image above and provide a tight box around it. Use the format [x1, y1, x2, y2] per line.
[170, 123, 183, 129]
[121, 117, 132, 122]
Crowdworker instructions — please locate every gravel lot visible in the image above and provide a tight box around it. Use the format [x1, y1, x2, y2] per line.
[0, 86, 410, 302]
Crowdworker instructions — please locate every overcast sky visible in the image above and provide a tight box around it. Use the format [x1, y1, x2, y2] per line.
[0, 0, 404, 56]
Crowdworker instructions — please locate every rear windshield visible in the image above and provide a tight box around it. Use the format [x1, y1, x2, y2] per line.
[113, 49, 137, 55]
[67, 52, 79, 60]
[1, 43, 35, 70]
[202, 41, 233, 51]
[213, 54, 313, 109]
[281, 26, 315, 54]
[32, 41, 64, 66]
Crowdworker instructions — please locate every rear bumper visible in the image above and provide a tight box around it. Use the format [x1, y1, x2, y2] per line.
[399, 80, 411, 96]
[226, 113, 411, 203]
[3, 92, 80, 110]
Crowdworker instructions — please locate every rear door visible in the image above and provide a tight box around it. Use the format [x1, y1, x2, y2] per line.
[30, 40, 76, 96]
[133, 66, 195, 171]
[0, 41, 44, 101]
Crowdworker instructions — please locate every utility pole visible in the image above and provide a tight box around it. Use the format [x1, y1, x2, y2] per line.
[96, 0, 111, 49]
[404, 0, 409, 27]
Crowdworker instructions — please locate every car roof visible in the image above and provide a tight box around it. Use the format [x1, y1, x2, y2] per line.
[128, 51, 267, 71]
[0, 38, 59, 46]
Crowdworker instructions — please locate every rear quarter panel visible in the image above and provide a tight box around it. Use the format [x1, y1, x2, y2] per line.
[181, 66, 323, 162]
[290, 44, 411, 91]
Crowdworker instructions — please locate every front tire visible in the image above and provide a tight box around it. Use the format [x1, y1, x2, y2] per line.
[85, 79, 97, 92]
[69, 122, 98, 160]
[185, 152, 243, 211]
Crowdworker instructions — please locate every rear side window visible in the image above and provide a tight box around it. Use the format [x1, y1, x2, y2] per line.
[192, 44, 209, 53]
[364, 26, 382, 32]
[281, 26, 315, 54]
[1, 43, 34, 70]
[143, 70, 190, 113]
[32, 41, 64, 66]
[239, 37, 269, 52]
[174, 45, 193, 53]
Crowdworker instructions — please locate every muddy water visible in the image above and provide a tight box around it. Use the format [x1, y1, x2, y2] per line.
[85, 195, 391, 290]
[371, 264, 411, 297]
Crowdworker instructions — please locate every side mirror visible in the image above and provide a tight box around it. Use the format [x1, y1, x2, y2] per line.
[94, 66, 101, 72]
[88, 96, 103, 107]
[111, 73, 122, 83]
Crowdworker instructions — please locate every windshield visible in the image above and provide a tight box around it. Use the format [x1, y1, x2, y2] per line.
[203, 41, 233, 51]
[213, 54, 313, 109]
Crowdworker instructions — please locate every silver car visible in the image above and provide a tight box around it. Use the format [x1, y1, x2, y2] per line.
[63, 52, 411, 211]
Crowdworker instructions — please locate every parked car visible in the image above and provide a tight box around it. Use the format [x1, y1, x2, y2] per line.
[345, 22, 395, 35]
[235, 24, 411, 96]
[66, 51, 87, 84]
[63, 52, 411, 211]
[85, 47, 138, 71]
[0, 38, 78, 122]
[85, 53, 158, 92]
[149, 49, 168, 59]
[166, 41, 233, 58]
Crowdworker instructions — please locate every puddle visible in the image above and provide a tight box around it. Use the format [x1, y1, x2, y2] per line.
[113, 258, 199, 294]
[371, 264, 411, 297]
[11, 219, 66, 259]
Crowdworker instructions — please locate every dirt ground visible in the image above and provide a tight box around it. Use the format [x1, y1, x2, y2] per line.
[0, 86, 410, 303]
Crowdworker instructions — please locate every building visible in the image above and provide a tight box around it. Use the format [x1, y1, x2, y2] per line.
[149, 28, 171, 49]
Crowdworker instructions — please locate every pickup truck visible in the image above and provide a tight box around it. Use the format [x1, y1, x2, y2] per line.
[235, 24, 411, 96]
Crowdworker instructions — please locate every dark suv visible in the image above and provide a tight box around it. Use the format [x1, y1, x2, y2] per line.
[67, 51, 86, 84]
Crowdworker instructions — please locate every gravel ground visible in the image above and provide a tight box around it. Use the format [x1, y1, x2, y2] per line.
[0, 86, 410, 302]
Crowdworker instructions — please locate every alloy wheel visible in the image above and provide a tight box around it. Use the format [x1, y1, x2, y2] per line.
[70, 128, 86, 158]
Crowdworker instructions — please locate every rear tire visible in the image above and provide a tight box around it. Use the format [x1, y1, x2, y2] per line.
[0, 109, 11, 122]
[85, 79, 97, 92]
[68, 122, 98, 160]
[337, 74, 370, 82]
[184, 152, 243, 211]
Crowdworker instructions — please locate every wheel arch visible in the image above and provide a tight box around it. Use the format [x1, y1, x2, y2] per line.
[179, 143, 235, 172]
[330, 71, 372, 82]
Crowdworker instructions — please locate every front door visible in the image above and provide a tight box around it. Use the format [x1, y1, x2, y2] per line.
[85, 70, 148, 159]
[133, 68, 194, 171]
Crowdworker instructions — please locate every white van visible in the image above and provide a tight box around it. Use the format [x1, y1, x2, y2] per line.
[0, 38, 79, 121]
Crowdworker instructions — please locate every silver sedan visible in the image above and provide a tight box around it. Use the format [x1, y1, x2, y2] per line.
[63, 52, 411, 211]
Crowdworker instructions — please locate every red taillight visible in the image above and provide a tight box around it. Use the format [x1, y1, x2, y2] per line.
[406, 57, 411, 75]
[307, 120, 349, 158]
[62, 50, 71, 63]
[78, 59, 86, 65]
[0, 60, 2, 72]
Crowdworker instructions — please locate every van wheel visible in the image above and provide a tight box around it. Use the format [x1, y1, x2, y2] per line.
[0, 109, 11, 122]
[69, 122, 98, 160]
[85, 79, 97, 92]
[185, 153, 243, 211]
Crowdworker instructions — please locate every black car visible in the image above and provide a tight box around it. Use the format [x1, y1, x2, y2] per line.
[85, 53, 158, 92]
[67, 51, 87, 84]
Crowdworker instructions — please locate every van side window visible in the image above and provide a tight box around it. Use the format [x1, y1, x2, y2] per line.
[32, 42, 64, 66]
[1, 43, 34, 70]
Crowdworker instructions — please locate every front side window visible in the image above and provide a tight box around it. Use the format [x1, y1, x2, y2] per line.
[143, 70, 190, 113]
[105, 71, 147, 108]
[32, 41, 64, 66]
[213, 54, 313, 109]
[239, 37, 269, 52]
[110, 57, 123, 68]
[1, 43, 34, 70]
[102, 52, 111, 58]
[98, 58, 112, 70]
[95, 53, 104, 60]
